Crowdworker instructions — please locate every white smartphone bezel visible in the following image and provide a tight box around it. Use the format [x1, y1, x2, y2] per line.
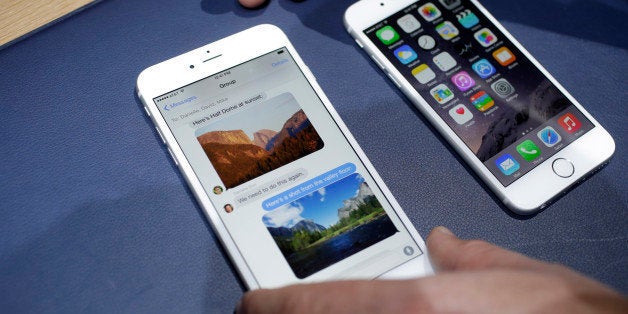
[136, 24, 433, 290]
[344, 0, 615, 214]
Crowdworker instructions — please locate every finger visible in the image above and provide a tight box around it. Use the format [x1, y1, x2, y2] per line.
[427, 226, 550, 272]
[237, 280, 432, 314]
[238, 0, 268, 9]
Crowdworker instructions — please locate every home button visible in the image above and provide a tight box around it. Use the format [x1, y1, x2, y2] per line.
[552, 158, 574, 178]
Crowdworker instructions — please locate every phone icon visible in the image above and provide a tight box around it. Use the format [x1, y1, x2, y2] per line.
[516, 140, 541, 161]
[376, 26, 400, 45]
[496, 154, 520, 176]
[436, 21, 459, 40]
[393, 45, 418, 64]
[472, 59, 496, 79]
[419, 3, 442, 21]
[474, 28, 498, 47]
[430, 84, 454, 104]
[537, 126, 562, 147]
[558, 113, 582, 133]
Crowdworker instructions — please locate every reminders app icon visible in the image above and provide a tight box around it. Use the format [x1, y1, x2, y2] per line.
[394, 45, 418, 64]
[496, 154, 520, 176]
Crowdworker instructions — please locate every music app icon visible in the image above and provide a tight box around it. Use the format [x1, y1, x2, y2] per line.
[558, 113, 582, 133]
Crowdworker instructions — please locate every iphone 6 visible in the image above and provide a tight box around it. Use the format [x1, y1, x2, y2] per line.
[136, 24, 433, 290]
[344, 0, 615, 214]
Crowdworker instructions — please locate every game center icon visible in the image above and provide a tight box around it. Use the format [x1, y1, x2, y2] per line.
[474, 28, 497, 47]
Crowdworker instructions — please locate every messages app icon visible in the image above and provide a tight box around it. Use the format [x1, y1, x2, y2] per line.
[394, 45, 418, 64]
[376, 26, 400, 45]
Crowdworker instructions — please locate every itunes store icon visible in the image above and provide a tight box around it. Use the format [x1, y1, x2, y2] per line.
[449, 104, 473, 125]
[451, 71, 476, 91]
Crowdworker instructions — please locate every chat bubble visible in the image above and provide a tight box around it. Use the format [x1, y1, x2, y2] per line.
[262, 163, 356, 211]
[234, 168, 308, 206]
[188, 92, 267, 129]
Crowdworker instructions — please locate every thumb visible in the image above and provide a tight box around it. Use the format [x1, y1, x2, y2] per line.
[427, 226, 550, 272]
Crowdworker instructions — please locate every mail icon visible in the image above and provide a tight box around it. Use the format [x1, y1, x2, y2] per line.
[495, 154, 520, 176]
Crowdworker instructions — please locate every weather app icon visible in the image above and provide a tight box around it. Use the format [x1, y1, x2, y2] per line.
[394, 45, 418, 64]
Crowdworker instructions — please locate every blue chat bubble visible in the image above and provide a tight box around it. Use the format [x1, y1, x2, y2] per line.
[262, 163, 356, 211]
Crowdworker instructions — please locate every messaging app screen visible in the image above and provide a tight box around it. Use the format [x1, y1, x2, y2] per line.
[363, 0, 594, 187]
[153, 48, 422, 286]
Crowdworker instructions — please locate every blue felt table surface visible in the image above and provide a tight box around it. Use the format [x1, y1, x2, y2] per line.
[0, 0, 626, 312]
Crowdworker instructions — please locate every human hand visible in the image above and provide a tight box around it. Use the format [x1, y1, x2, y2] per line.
[237, 226, 627, 313]
[238, 0, 268, 9]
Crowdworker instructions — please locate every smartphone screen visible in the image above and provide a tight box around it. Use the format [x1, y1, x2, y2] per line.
[152, 48, 422, 286]
[363, 0, 594, 186]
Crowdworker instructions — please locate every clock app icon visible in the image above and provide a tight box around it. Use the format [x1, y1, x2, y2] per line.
[417, 35, 436, 50]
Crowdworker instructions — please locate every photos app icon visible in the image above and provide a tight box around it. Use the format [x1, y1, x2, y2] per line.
[419, 3, 442, 21]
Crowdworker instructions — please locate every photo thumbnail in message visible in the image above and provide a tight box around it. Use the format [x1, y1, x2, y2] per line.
[262, 173, 398, 279]
[196, 93, 324, 189]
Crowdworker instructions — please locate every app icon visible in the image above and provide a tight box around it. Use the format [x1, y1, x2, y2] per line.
[516, 140, 541, 161]
[451, 71, 476, 91]
[454, 41, 474, 58]
[496, 154, 520, 176]
[439, 0, 461, 10]
[430, 84, 454, 104]
[491, 78, 515, 98]
[418, 3, 442, 22]
[537, 126, 562, 147]
[417, 34, 437, 50]
[393, 45, 418, 64]
[558, 113, 582, 133]
[397, 14, 422, 33]
[436, 21, 459, 40]
[472, 59, 496, 79]
[433, 51, 457, 71]
[492, 46, 516, 66]
[470, 90, 495, 111]
[449, 104, 473, 125]
[474, 28, 498, 47]
[457, 9, 479, 28]
[412, 64, 436, 84]
[376, 26, 400, 45]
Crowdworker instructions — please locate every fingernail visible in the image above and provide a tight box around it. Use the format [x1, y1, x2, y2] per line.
[435, 226, 455, 236]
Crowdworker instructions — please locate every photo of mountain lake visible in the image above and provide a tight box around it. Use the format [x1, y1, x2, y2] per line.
[262, 173, 398, 278]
